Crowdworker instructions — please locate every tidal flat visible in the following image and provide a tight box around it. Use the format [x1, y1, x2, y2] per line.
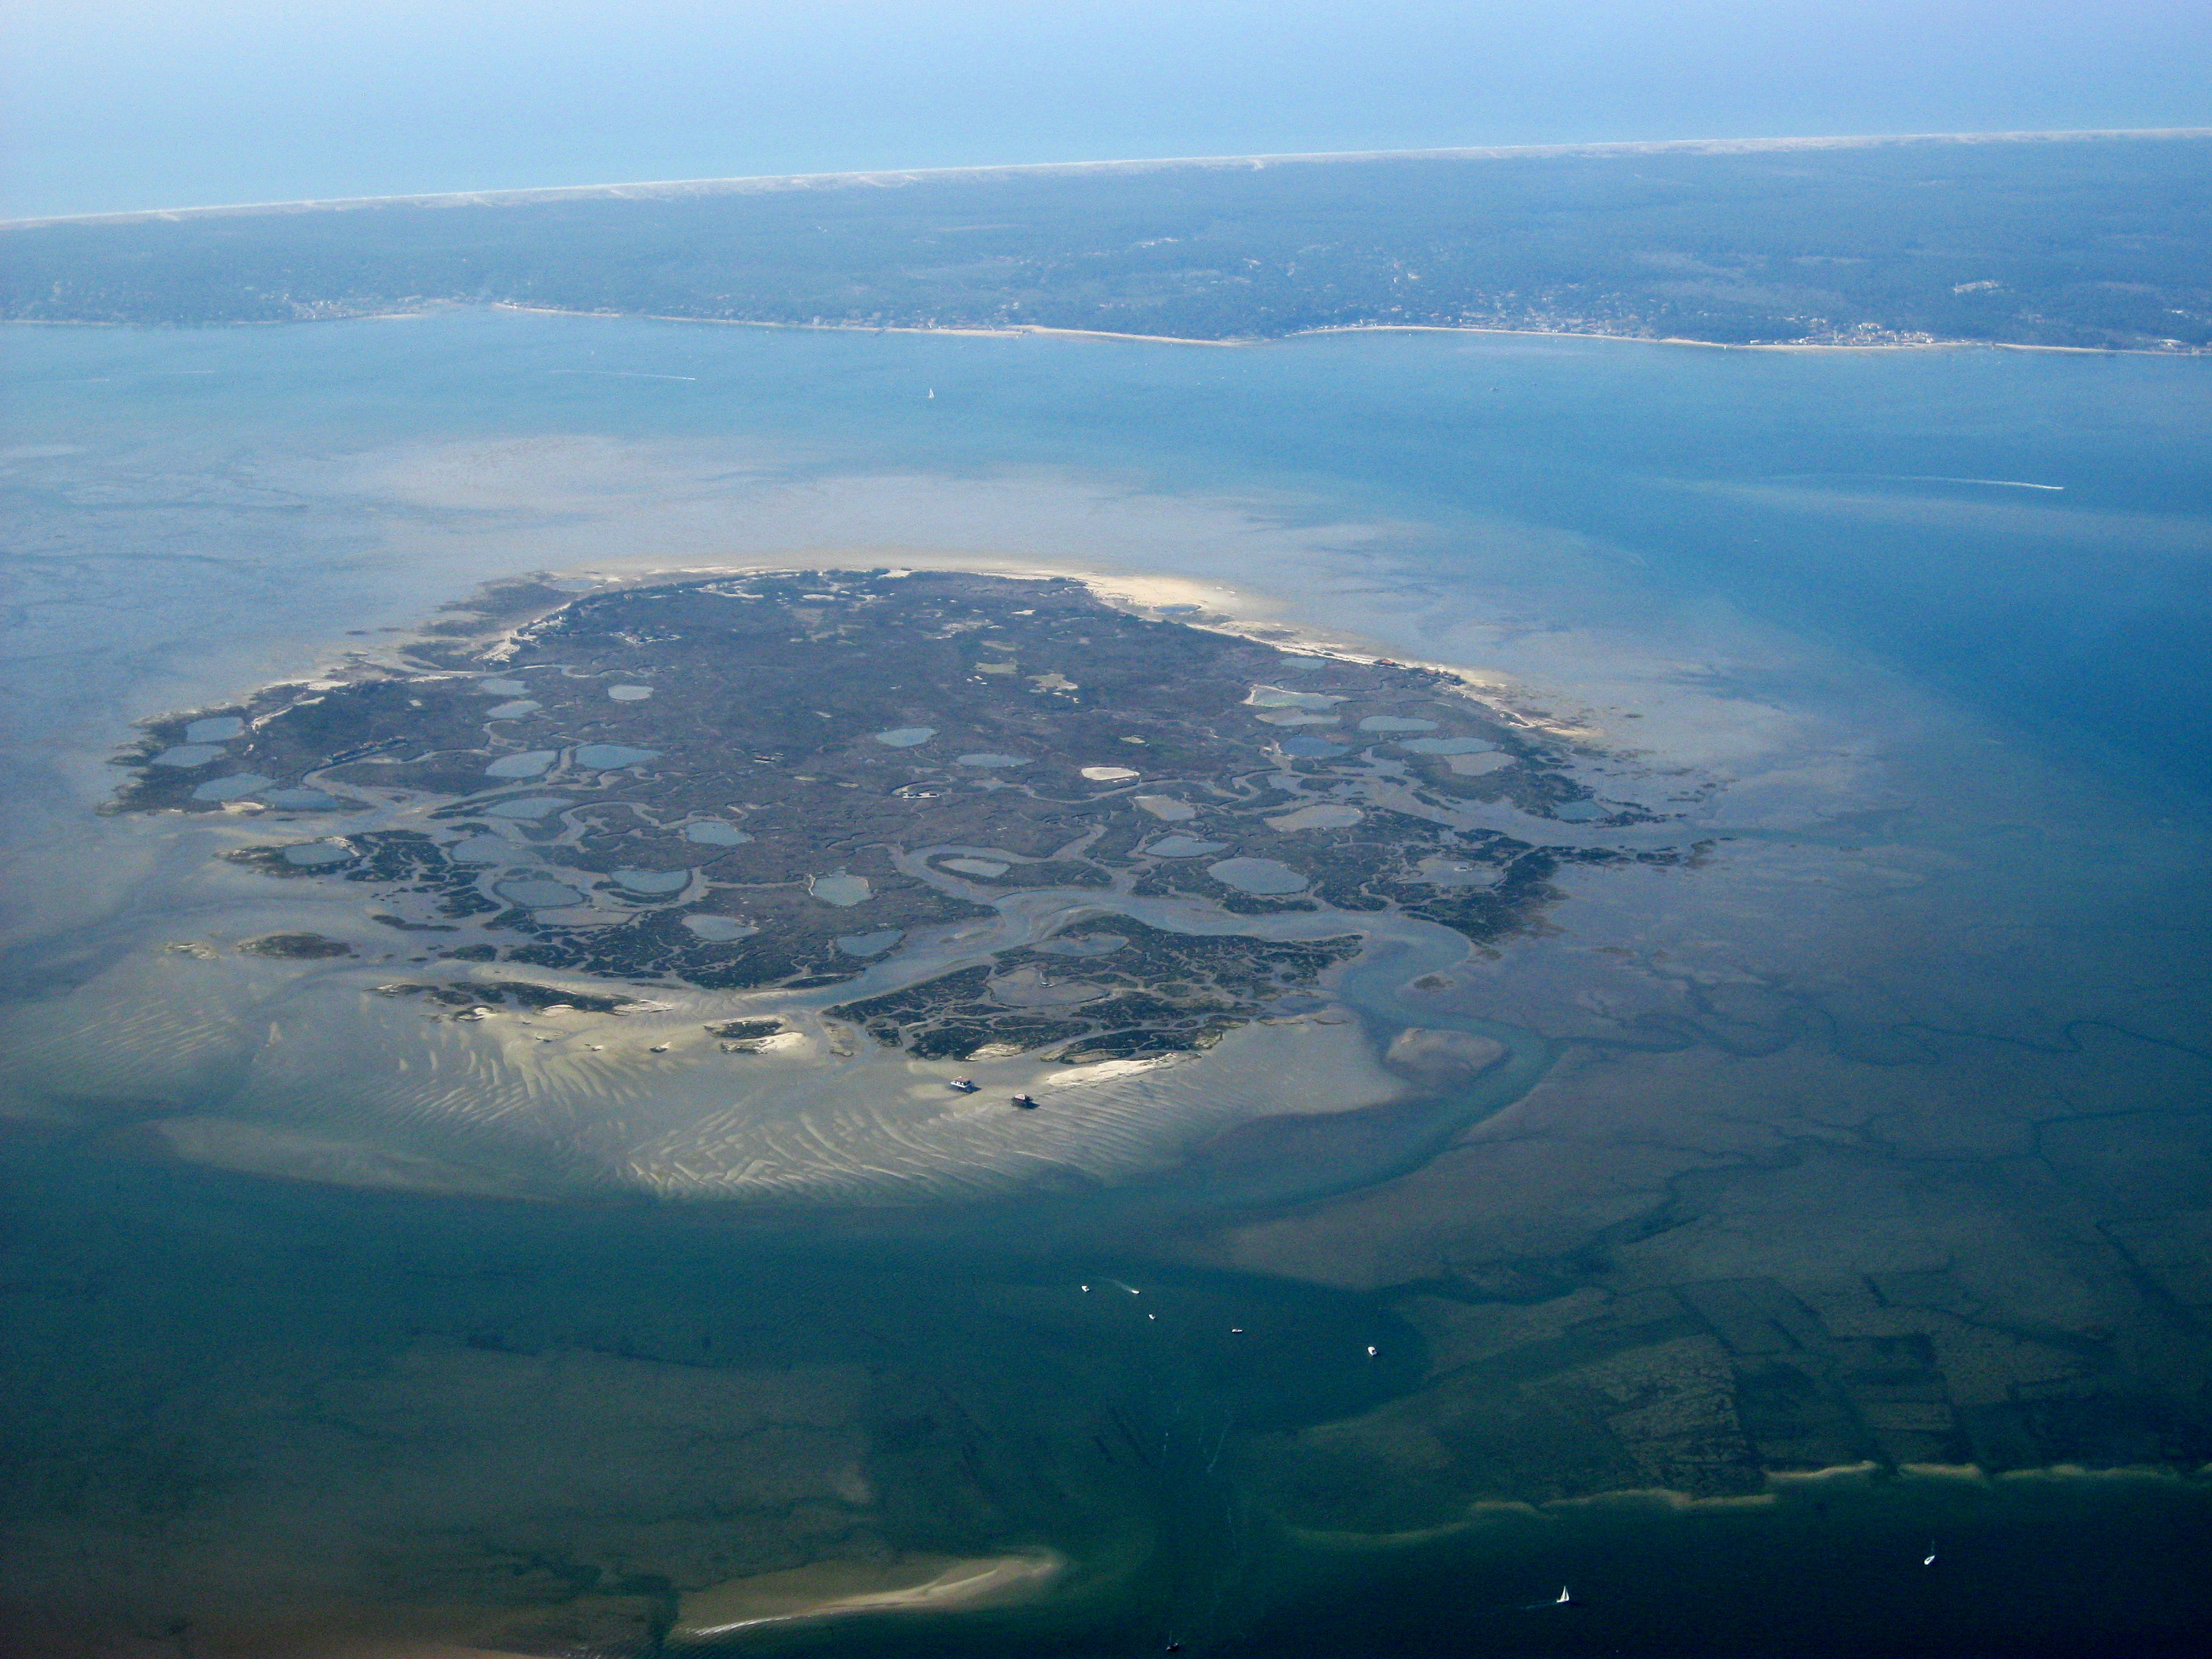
[2, 313, 2210, 1655]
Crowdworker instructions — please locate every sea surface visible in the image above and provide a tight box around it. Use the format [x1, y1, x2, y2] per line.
[3, 313, 2210, 1654]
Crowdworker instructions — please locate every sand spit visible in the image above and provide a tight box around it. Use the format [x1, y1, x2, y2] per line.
[671, 1549, 1065, 1641]
[10, 127, 2207, 230]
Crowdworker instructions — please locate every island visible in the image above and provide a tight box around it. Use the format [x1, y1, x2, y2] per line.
[118, 569, 1671, 1078]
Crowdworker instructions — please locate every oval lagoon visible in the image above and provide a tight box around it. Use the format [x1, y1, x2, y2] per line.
[151, 745, 225, 768]
[485, 751, 557, 778]
[495, 877, 590, 908]
[681, 915, 757, 941]
[1208, 856, 1310, 894]
[573, 744, 660, 769]
[484, 796, 570, 819]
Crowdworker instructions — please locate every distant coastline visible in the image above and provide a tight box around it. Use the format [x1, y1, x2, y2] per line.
[5, 125, 2206, 231]
[10, 130, 2207, 353]
[9, 300, 2190, 357]
[477, 302, 2197, 358]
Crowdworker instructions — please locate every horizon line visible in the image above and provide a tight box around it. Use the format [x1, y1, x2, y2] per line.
[7, 125, 2210, 232]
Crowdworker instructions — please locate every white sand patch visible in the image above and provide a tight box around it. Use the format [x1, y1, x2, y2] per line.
[674, 1550, 1065, 1642]
[1045, 1054, 1189, 1088]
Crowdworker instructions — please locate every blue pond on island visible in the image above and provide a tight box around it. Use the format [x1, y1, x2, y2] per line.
[836, 929, 905, 956]
[573, 744, 661, 769]
[152, 745, 226, 768]
[1358, 716, 1436, 732]
[681, 820, 752, 845]
[495, 877, 590, 908]
[483, 796, 570, 819]
[681, 915, 757, 941]
[1145, 836, 1230, 858]
[874, 727, 936, 748]
[279, 842, 354, 866]
[1208, 857, 1310, 894]
[184, 717, 244, 742]
[809, 874, 873, 906]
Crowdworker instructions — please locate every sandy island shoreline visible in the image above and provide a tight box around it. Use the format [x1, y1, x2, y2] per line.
[9, 301, 2187, 357]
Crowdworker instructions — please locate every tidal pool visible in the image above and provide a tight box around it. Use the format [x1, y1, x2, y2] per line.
[1145, 835, 1229, 857]
[956, 752, 1027, 767]
[1081, 765, 1140, 782]
[483, 796, 570, 818]
[809, 874, 872, 905]
[1208, 856, 1310, 894]
[486, 700, 541, 719]
[1134, 795, 1196, 820]
[1281, 735, 1347, 759]
[1266, 803, 1365, 830]
[573, 743, 660, 769]
[151, 745, 224, 768]
[279, 842, 354, 866]
[484, 751, 557, 779]
[608, 685, 654, 701]
[1248, 686, 1345, 709]
[447, 836, 514, 863]
[1358, 716, 1435, 732]
[495, 877, 591, 908]
[835, 929, 903, 956]
[874, 727, 936, 747]
[1445, 751, 1514, 776]
[682, 915, 758, 940]
[183, 717, 244, 742]
[681, 820, 752, 845]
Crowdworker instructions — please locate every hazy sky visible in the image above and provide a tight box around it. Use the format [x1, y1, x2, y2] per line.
[5, 0, 2210, 219]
